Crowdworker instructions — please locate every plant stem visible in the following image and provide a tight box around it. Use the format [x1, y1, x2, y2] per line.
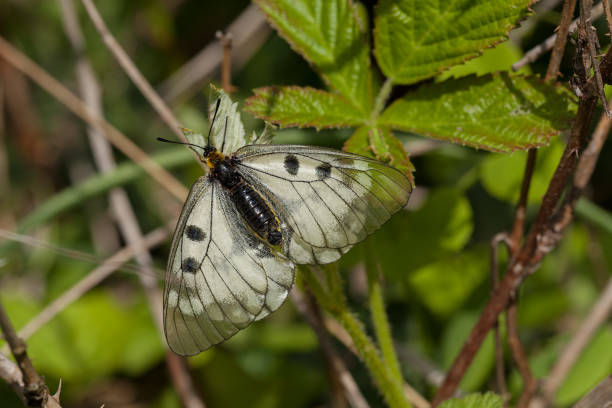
[371, 77, 394, 123]
[336, 308, 411, 408]
[301, 266, 411, 408]
[365, 242, 405, 387]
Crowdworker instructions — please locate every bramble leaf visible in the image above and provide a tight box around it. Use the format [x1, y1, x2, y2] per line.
[374, 0, 531, 84]
[255, 0, 377, 114]
[245, 86, 366, 129]
[379, 73, 577, 152]
[343, 125, 415, 179]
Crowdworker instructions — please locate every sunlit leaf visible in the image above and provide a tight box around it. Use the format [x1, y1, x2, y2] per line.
[344, 126, 415, 178]
[379, 74, 577, 152]
[245, 86, 366, 129]
[374, 0, 531, 84]
[255, 0, 377, 113]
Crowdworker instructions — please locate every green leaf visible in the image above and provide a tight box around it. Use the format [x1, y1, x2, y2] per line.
[480, 139, 565, 204]
[374, 0, 531, 84]
[409, 247, 489, 317]
[343, 126, 415, 178]
[438, 392, 504, 408]
[437, 42, 531, 81]
[255, 0, 377, 113]
[0, 290, 163, 380]
[556, 327, 612, 406]
[379, 73, 577, 152]
[442, 312, 496, 391]
[372, 188, 473, 277]
[183, 86, 249, 154]
[245, 86, 366, 129]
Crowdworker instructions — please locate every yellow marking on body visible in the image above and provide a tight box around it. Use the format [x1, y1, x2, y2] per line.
[205, 151, 226, 169]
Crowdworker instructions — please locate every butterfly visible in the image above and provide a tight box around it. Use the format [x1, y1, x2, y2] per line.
[161, 91, 413, 355]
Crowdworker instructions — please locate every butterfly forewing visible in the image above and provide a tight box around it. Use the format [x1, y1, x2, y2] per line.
[234, 144, 413, 265]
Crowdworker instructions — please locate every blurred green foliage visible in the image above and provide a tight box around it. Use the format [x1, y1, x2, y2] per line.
[0, 0, 611, 407]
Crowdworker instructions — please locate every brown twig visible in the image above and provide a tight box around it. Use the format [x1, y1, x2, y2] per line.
[80, 0, 186, 143]
[509, 150, 538, 252]
[59, 5, 206, 406]
[165, 353, 206, 408]
[0, 35, 188, 201]
[432, 19, 612, 406]
[512, 1, 605, 71]
[290, 288, 370, 408]
[580, 0, 610, 115]
[0, 299, 61, 407]
[216, 31, 235, 94]
[506, 298, 537, 408]
[490, 233, 510, 402]
[545, 0, 578, 80]
[159, 4, 270, 103]
[539, 97, 612, 401]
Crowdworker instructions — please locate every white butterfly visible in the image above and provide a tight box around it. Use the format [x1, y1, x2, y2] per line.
[162, 91, 413, 356]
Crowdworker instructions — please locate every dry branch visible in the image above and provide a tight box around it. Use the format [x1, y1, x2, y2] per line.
[0, 35, 189, 201]
[0, 300, 61, 407]
[433, 5, 612, 404]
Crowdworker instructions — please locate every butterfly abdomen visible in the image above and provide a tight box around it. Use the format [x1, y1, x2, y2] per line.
[212, 159, 282, 246]
[229, 182, 282, 246]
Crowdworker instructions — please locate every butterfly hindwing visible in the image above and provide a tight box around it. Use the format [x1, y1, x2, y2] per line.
[163, 177, 294, 356]
[234, 144, 413, 265]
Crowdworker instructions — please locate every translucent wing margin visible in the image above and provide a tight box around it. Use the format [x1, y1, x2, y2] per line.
[163, 178, 294, 356]
[234, 145, 413, 265]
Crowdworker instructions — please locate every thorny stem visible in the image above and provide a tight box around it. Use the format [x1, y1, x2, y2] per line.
[433, 19, 612, 407]
[301, 266, 411, 408]
[0, 300, 57, 407]
[365, 242, 405, 388]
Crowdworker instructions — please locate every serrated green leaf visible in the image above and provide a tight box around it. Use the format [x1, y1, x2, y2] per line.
[437, 42, 531, 81]
[343, 126, 415, 178]
[409, 247, 488, 317]
[438, 392, 504, 408]
[374, 0, 531, 84]
[255, 0, 377, 113]
[379, 73, 577, 152]
[183, 86, 249, 155]
[245, 86, 366, 129]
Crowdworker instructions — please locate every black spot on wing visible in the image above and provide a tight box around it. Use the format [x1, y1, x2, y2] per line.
[315, 163, 332, 179]
[185, 225, 206, 241]
[181, 257, 199, 273]
[284, 154, 299, 176]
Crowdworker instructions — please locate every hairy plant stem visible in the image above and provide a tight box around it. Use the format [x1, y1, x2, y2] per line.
[371, 77, 394, 123]
[365, 242, 404, 387]
[301, 266, 411, 408]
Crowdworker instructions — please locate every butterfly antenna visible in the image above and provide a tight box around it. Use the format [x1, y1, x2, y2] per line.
[156, 137, 203, 150]
[207, 98, 221, 148]
[221, 116, 228, 152]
